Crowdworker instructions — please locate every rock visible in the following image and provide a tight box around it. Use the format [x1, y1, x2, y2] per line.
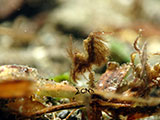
[57, 110, 70, 119]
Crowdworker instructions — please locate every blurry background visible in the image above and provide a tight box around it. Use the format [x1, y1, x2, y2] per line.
[0, 0, 160, 76]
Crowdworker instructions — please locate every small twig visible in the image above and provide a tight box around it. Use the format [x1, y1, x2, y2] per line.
[88, 71, 95, 88]
[133, 35, 141, 54]
[29, 101, 84, 117]
[133, 29, 143, 54]
[130, 52, 137, 76]
[65, 109, 77, 120]
[140, 41, 148, 81]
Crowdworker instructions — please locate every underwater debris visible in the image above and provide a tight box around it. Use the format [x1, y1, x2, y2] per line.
[1, 32, 160, 120]
[0, 65, 37, 98]
[67, 32, 110, 87]
[96, 62, 130, 93]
